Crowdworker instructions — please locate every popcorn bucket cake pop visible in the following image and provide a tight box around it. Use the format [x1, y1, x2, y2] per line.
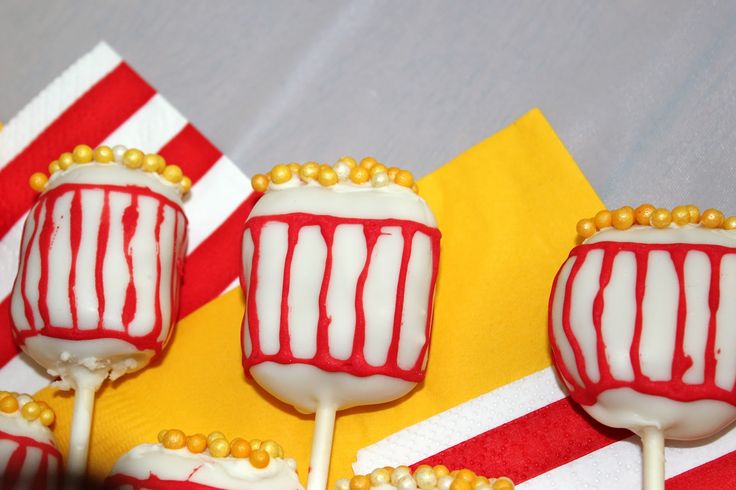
[334, 465, 514, 490]
[10, 145, 191, 478]
[549, 204, 736, 490]
[241, 158, 441, 490]
[0, 392, 61, 489]
[105, 429, 304, 489]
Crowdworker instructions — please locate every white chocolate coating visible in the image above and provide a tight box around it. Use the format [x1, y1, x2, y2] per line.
[550, 224, 736, 440]
[242, 182, 440, 413]
[107, 444, 304, 490]
[11, 164, 188, 390]
[250, 363, 416, 413]
[0, 401, 61, 489]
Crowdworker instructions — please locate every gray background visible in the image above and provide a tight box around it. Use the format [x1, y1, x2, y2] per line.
[2, 1, 736, 210]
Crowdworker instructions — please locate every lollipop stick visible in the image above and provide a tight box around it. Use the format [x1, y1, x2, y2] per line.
[66, 383, 96, 484]
[307, 403, 337, 490]
[641, 426, 664, 490]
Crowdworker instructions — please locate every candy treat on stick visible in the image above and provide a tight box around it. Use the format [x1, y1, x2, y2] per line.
[241, 158, 441, 490]
[10, 145, 190, 479]
[334, 465, 514, 490]
[0, 392, 61, 489]
[549, 204, 736, 490]
[105, 429, 304, 489]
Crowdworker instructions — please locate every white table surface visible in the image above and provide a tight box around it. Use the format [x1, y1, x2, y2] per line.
[2, 1, 736, 211]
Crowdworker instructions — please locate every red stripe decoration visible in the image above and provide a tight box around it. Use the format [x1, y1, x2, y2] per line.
[411, 397, 631, 484]
[0, 63, 155, 239]
[667, 450, 736, 488]
[178, 193, 260, 319]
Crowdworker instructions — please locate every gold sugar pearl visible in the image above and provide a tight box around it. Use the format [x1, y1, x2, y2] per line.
[249, 439, 262, 450]
[493, 478, 514, 490]
[0, 396, 17, 413]
[142, 154, 161, 172]
[594, 210, 612, 229]
[72, 144, 94, 164]
[299, 162, 320, 181]
[187, 434, 207, 454]
[723, 216, 736, 230]
[163, 165, 184, 183]
[318, 167, 338, 186]
[651, 208, 672, 228]
[123, 149, 144, 169]
[252, 174, 269, 193]
[634, 204, 655, 226]
[209, 438, 230, 458]
[387, 167, 400, 180]
[474, 476, 491, 487]
[370, 468, 391, 485]
[288, 163, 301, 174]
[180, 176, 192, 195]
[230, 438, 251, 458]
[687, 204, 700, 223]
[260, 440, 282, 458]
[394, 169, 414, 188]
[576, 218, 596, 238]
[611, 206, 634, 230]
[337, 156, 357, 168]
[701, 208, 724, 228]
[450, 479, 473, 490]
[249, 448, 270, 468]
[39, 408, 55, 427]
[48, 161, 61, 174]
[29, 172, 48, 192]
[59, 152, 74, 170]
[349, 166, 370, 184]
[369, 163, 387, 177]
[414, 466, 437, 489]
[20, 401, 41, 421]
[671, 205, 690, 226]
[349, 475, 370, 490]
[94, 145, 114, 163]
[158, 429, 168, 443]
[434, 465, 450, 479]
[270, 164, 292, 184]
[162, 429, 186, 450]
[207, 432, 227, 446]
[456, 468, 476, 483]
[359, 157, 378, 170]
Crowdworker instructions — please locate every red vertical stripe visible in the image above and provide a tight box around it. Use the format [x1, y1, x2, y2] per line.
[0, 63, 155, 239]
[67, 190, 82, 329]
[95, 192, 111, 329]
[350, 224, 380, 363]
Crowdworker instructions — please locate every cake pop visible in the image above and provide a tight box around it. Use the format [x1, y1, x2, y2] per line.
[0, 392, 61, 489]
[10, 145, 190, 478]
[549, 204, 736, 489]
[105, 430, 303, 489]
[241, 158, 440, 490]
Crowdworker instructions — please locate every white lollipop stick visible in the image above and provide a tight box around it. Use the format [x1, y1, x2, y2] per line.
[641, 426, 664, 490]
[67, 383, 95, 481]
[307, 403, 337, 490]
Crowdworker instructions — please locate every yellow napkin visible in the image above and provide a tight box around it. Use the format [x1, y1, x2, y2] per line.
[36, 108, 604, 486]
